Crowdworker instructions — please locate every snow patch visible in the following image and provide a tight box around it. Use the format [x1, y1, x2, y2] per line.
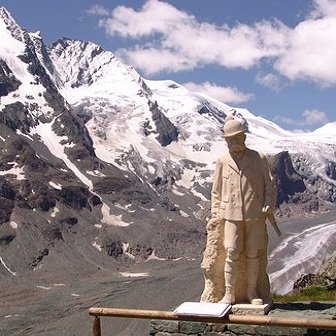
[119, 272, 149, 278]
[36, 285, 51, 290]
[146, 250, 167, 261]
[0, 256, 16, 275]
[92, 240, 102, 252]
[179, 210, 189, 218]
[86, 170, 106, 177]
[0, 165, 25, 180]
[50, 207, 59, 218]
[10, 221, 18, 229]
[5, 314, 22, 319]
[101, 203, 131, 226]
[122, 243, 135, 259]
[49, 181, 62, 190]
[31, 119, 93, 189]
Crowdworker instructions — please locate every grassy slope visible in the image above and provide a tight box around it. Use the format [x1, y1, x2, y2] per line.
[273, 286, 336, 303]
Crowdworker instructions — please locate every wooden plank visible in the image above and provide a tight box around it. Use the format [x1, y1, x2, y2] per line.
[89, 307, 336, 330]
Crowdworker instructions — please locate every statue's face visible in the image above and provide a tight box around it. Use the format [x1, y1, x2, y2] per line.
[225, 133, 246, 152]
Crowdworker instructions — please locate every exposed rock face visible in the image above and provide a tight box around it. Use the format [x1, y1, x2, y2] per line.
[49, 38, 106, 88]
[0, 59, 21, 96]
[29, 248, 49, 268]
[148, 100, 179, 146]
[0, 184, 15, 224]
[197, 100, 227, 124]
[293, 154, 336, 205]
[0, 102, 38, 132]
[293, 252, 336, 291]
[326, 161, 336, 180]
[269, 151, 306, 206]
[101, 239, 124, 259]
[268, 151, 335, 216]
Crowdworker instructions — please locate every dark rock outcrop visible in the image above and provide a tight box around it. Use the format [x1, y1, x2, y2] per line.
[101, 240, 124, 259]
[294, 252, 336, 291]
[59, 186, 93, 211]
[0, 102, 38, 132]
[270, 151, 306, 206]
[326, 161, 336, 180]
[128, 242, 153, 262]
[0, 59, 21, 96]
[0, 233, 15, 246]
[148, 100, 179, 146]
[197, 100, 227, 124]
[29, 248, 49, 268]
[0, 178, 15, 225]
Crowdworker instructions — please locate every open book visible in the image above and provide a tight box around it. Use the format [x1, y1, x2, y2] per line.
[173, 302, 231, 317]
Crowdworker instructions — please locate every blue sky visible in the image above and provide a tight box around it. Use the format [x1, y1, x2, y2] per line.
[1, 0, 336, 131]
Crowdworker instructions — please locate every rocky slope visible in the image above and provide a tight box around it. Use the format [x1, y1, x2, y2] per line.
[294, 252, 336, 291]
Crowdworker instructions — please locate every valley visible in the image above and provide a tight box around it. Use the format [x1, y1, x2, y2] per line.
[1, 210, 335, 336]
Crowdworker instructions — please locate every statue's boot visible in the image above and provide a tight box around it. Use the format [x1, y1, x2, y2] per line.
[246, 257, 263, 305]
[219, 259, 237, 304]
[220, 283, 235, 304]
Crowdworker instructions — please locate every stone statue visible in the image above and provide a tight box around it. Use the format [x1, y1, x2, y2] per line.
[201, 116, 277, 305]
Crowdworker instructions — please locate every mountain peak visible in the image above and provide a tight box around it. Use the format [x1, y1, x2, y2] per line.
[49, 37, 143, 92]
[311, 121, 336, 135]
[0, 6, 12, 21]
[0, 6, 29, 44]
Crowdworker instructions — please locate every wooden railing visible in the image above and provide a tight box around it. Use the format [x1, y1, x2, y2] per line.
[88, 307, 336, 336]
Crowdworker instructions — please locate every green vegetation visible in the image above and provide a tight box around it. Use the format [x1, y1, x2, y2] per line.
[273, 286, 336, 303]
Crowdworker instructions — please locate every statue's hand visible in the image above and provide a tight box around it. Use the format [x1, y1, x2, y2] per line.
[263, 205, 281, 236]
[262, 205, 272, 215]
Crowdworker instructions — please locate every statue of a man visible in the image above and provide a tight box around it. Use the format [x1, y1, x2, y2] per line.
[201, 116, 277, 305]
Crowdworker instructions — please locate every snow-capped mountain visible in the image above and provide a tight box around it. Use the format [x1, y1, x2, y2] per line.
[0, 5, 336, 294]
[47, 35, 336, 215]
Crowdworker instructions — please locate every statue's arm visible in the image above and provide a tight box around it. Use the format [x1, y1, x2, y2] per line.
[261, 154, 277, 212]
[210, 158, 223, 220]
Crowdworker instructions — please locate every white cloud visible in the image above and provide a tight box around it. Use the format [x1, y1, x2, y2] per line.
[255, 73, 281, 91]
[117, 47, 197, 75]
[302, 109, 329, 124]
[97, 0, 190, 38]
[274, 109, 329, 127]
[86, 5, 109, 16]
[273, 115, 297, 126]
[183, 81, 253, 104]
[310, 0, 336, 18]
[92, 0, 288, 75]
[274, 17, 336, 87]
[89, 0, 336, 87]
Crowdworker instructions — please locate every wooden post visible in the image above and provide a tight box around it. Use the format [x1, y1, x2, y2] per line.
[92, 316, 101, 336]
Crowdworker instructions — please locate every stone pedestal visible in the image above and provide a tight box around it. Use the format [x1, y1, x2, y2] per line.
[231, 302, 273, 315]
